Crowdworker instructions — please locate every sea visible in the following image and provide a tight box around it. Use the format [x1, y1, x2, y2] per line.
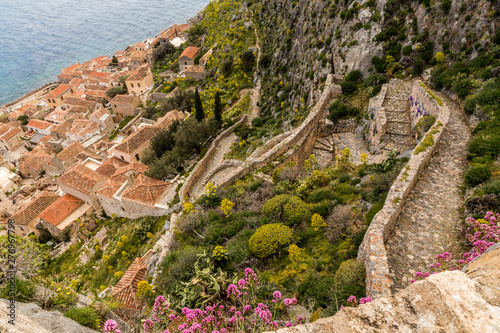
[0, 0, 210, 105]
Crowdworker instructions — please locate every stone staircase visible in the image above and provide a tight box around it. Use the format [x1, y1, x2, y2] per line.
[312, 135, 335, 169]
[382, 80, 414, 153]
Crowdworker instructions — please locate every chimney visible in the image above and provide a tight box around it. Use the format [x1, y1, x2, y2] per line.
[125, 171, 136, 187]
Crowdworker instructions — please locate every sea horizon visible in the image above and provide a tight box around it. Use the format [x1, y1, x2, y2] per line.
[0, 0, 210, 106]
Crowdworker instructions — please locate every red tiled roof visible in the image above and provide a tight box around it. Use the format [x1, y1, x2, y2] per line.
[68, 119, 100, 138]
[0, 125, 22, 141]
[38, 194, 84, 226]
[95, 157, 129, 178]
[111, 94, 136, 104]
[122, 174, 170, 206]
[62, 63, 82, 74]
[156, 109, 185, 129]
[46, 84, 74, 98]
[90, 107, 110, 120]
[51, 121, 72, 134]
[89, 71, 111, 79]
[57, 164, 106, 195]
[45, 109, 68, 123]
[113, 257, 148, 309]
[57, 142, 85, 162]
[126, 66, 151, 82]
[96, 179, 123, 198]
[27, 119, 53, 130]
[11, 191, 60, 226]
[179, 46, 199, 60]
[111, 161, 149, 182]
[113, 126, 159, 154]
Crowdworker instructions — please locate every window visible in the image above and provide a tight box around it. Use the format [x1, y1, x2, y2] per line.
[137, 83, 141, 87]
[120, 156, 124, 161]
[135, 154, 140, 161]
[185, 62, 187, 65]
[130, 83, 134, 87]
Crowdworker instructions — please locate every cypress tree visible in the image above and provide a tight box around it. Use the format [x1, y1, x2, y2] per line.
[194, 88, 204, 122]
[214, 91, 222, 125]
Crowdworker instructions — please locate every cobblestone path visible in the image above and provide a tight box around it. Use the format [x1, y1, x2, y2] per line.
[386, 94, 471, 292]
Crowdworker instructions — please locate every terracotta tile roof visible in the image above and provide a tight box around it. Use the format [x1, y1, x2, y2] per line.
[38, 135, 53, 146]
[57, 142, 85, 162]
[96, 179, 123, 198]
[95, 157, 129, 177]
[156, 109, 185, 129]
[179, 46, 199, 60]
[62, 63, 82, 73]
[45, 109, 68, 123]
[89, 71, 111, 79]
[126, 66, 151, 81]
[122, 174, 170, 206]
[111, 94, 136, 104]
[130, 50, 147, 60]
[0, 125, 22, 141]
[159, 24, 190, 40]
[58, 73, 73, 81]
[38, 194, 84, 226]
[57, 163, 106, 195]
[111, 161, 149, 182]
[46, 84, 74, 98]
[86, 90, 109, 99]
[69, 77, 83, 88]
[8, 105, 34, 120]
[113, 126, 159, 155]
[11, 191, 60, 226]
[27, 119, 53, 130]
[68, 119, 100, 138]
[90, 107, 110, 120]
[51, 121, 72, 135]
[113, 257, 148, 309]
[63, 96, 97, 108]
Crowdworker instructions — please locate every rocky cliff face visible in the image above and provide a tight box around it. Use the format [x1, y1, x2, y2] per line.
[257, 0, 499, 122]
[0, 299, 98, 333]
[266, 243, 500, 333]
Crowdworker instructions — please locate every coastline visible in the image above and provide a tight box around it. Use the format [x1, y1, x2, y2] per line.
[0, 7, 204, 110]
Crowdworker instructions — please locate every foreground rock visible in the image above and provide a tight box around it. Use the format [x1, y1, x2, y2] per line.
[0, 299, 97, 333]
[267, 246, 500, 333]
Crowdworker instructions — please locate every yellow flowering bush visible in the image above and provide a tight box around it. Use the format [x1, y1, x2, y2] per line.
[288, 244, 305, 262]
[249, 223, 294, 258]
[136, 281, 153, 299]
[212, 245, 228, 262]
[114, 271, 124, 279]
[220, 199, 234, 217]
[311, 213, 326, 231]
[183, 202, 196, 214]
[360, 153, 368, 164]
[120, 235, 128, 243]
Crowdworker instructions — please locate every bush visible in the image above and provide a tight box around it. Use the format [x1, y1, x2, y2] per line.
[340, 81, 358, 95]
[328, 101, 359, 123]
[345, 70, 362, 82]
[297, 275, 335, 309]
[414, 115, 436, 140]
[251, 118, 263, 127]
[227, 229, 254, 264]
[465, 165, 491, 187]
[334, 259, 365, 288]
[64, 307, 99, 329]
[326, 205, 353, 243]
[248, 223, 294, 258]
[261, 194, 310, 224]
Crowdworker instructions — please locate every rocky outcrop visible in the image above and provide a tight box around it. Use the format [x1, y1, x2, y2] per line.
[266, 244, 500, 333]
[0, 299, 98, 333]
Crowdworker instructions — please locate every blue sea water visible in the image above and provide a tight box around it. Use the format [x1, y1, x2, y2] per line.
[0, 0, 210, 105]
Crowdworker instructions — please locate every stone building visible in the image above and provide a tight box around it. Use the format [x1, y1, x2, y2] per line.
[44, 84, 76, 109]
[110, 95, 140, 121]
[155, 109, 186, 129]
[57, 163, 107, 209]
[8, 191, 59, 237]
[0, 123, 23, 152]
[158, 24, 190, 46]
[129, 51, 148, 70]
[185, 65, 205, 81]
[36, 194, 92, 238]
[125, 66, 154, 96]
[178, 46, 199, 72]
[89, 107, 115, 135]
[48, 121, 72, 152]
[55, 142, 85, 172]
[110, 125, 160, 163]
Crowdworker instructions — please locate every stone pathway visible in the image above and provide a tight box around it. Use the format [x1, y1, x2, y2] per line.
[386, 94, 471, 292]
[382, 80, 414, 153]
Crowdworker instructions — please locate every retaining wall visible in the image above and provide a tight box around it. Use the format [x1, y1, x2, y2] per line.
[409, 82, 441, 131]
[366, 85, 388, 151]
[358, 81, 450, 299]
[1, 82, 58, 109]
[180, 115, 247, 201]
[214, 74, 341, 188]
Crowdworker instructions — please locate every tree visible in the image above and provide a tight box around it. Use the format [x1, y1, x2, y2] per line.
[17, 115, 29, 125]
[150, 122, 178, 157]
[240, 50, 256, 73]
[194, 89, 204, 122]
[106, 86, 126, 98]
[435, 52, 445, 63]
[111, 55, 119, 66]
[214, 91, 222, 125]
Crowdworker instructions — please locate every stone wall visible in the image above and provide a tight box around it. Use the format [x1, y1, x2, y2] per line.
[1, 82, 58, 109]
[358, 81, 450, 299]
[180, 115, 248, 200]
[213, 75, 341, 189]
[409, 82, 441, 131]
[366, 84, 388, 152]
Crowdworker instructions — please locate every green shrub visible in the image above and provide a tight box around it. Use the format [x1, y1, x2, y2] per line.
[328, 101, 359, 123]
[248, 223, 294, 258]
[0, 279, 35, 302]
[334, 259, 366, 287]
[483, 179, 500, 195]
[366, 202, 384, 226]
[297, 275, 335, 309]
[340, 81, 358, 95]
[345, 70, 362, 82]
[465, 165, 491, 187]
[402, 45, 412, 56]
[414, 115, 436, 140]
[251, 118, 263, 127]
[227, 229, 254, 264]
[261, 194, 310, 224]
[64, 307, 99, 329]
[308, 189, 336, 203]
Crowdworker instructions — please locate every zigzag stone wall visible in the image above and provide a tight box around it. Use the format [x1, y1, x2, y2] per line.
[213, 74, 341, 189]
[358, 81, 450, 299]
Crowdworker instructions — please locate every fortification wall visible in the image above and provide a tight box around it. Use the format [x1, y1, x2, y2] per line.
[358, 81, 450, 298]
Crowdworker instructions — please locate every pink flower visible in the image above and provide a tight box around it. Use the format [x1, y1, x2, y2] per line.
[104, 320, 121, 333]
[143, 319, 155, 332]
[273, 290, 282, 300]
[226, 284, 242, 298]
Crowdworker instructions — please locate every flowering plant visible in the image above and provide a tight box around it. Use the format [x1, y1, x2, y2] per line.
[104, 268, 303, 333]
[412, 212, 499, 283]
